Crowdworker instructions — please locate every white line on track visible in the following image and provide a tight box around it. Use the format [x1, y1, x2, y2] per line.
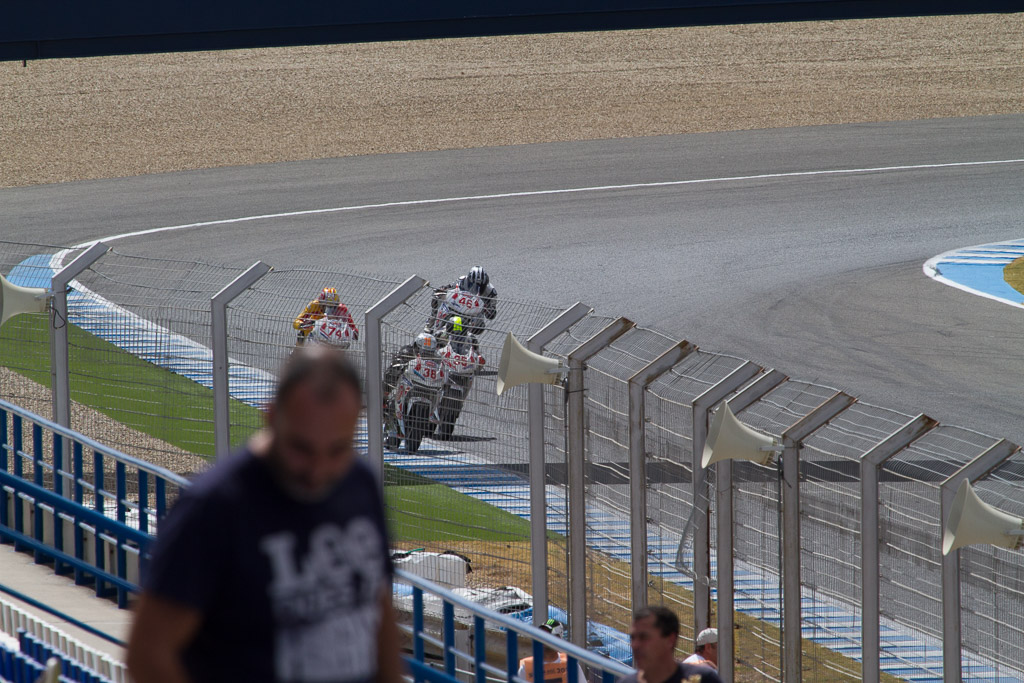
[67, 157, 1024, 255]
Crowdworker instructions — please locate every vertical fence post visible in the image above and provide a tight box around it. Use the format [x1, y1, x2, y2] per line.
[688, 360, 762, 633]
[939, 439, 1018, 683]
[527, 302, 591, 626]
[49, 242, 110, 430]
[565, 317, 634, 647]
[859, 414, 937, 683]
[628, 340, 696, 611]
[778, 392, 855, 683]
[211, 262, 271, 460]
[713, 370, 786, 682]
[363, 275, 428, 481]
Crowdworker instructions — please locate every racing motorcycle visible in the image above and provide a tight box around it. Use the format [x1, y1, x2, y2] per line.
[434, 332, 485, 440]
[427, 286, 488, 337]
[384, 334, 447, 454]
[305, 316, 358, 349]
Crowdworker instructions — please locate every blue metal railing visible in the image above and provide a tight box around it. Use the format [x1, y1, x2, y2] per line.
[0, 398, 189, 607]
[396, 571, 634, 683]
[0, 400, 634, 682]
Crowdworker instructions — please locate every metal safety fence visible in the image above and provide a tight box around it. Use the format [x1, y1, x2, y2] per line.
[2, 239, 1024, 682]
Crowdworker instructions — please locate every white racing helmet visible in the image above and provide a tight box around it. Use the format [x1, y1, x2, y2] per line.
[414, 331, 439, 357]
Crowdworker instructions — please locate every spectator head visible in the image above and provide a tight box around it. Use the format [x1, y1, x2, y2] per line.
[265, 347, 363, 502]
[695, 627, 718, 665]
[539, 618, 565, 658]
[630, 606, 679, 675]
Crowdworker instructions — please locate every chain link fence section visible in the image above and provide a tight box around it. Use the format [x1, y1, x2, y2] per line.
[574, 327, 681, 639]
[645, 351, 751, 615]
[729, 380, 847, 682]
[877, 426, 1002, 675]
[68, 250, 244, 464]
[8, 240, 1024, 680]
[0, 241, 82, 413]
[798, 401, 921, 681]
[377, 285, 571, 601]
[957, 453, 1024, 681]
[226, 267, 404, 443]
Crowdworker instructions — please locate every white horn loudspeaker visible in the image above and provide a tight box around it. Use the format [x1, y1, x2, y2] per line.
[496, 332, 566, 396]
[0, 273, 49, 328]
[701, 401, 782, 469]
[942, 478, 1024, 555]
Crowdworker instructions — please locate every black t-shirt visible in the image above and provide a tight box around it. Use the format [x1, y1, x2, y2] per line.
[618, 662, 723, 683]
[143, 450, 393, 683]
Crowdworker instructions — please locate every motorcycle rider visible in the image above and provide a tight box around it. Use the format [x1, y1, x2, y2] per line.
[293, 286, 358, 346]
[429, 266, 497, 334]
[442, 315, 482, 357]
[383, 331, 438, 410]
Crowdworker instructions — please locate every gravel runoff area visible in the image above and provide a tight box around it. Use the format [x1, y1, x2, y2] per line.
[0, 12, 1022, 467]
[1, 13, 1022, 188]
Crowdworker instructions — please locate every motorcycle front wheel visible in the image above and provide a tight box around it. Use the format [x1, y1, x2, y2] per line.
[405, 402, 431, 454]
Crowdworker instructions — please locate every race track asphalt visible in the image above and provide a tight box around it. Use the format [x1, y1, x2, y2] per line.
[2, 113, 1022, 444]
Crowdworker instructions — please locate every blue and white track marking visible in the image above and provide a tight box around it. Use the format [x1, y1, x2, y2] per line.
[924, 240, 1024, 309]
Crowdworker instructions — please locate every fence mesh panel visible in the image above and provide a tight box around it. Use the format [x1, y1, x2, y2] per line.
[0, 241, 78, 416]
[7, 240, 1024, 680]
[377, 286, 571, 605]
[878, 426, 1002, 674]
[645, 350, 751, 649]
[798, 401, 919, 681]
[227, 267, 405, 444]
[67, 250, 241, 469]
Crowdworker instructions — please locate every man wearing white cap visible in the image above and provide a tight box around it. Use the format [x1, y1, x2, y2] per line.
[683, 628, 718, 670]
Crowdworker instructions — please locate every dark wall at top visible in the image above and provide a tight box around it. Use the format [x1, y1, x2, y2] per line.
[2, 0, 1020, 61]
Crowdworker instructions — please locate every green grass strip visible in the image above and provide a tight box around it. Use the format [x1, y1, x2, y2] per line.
[1, 314, 263, 457]
[386, 483, 531, 542]
[2, 314, 528, 542]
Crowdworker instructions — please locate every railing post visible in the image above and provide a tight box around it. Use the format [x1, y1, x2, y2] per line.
[688, 360, 761, 633]
[50, 242, 109, 430]
[859, 414, 937, 683]
[628, 340, 696, 611]
[211, 262, 272, 460]
[939, 439, 1019, 683]
[714, 369, 787, 682]
[363, 275, 428, 481]
[527, 302, 591, 626]
[779, 392, 855, 683]
[565, 317, 635, 648]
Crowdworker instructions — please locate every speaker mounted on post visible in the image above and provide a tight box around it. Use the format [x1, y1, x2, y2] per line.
[702, 401, 782, 469]
[496, 332, 567, 396]
[0, 272, 50, 328]
[943, 478, 1024, 555]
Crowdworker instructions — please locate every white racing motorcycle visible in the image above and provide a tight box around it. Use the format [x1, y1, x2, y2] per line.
[385, 333, 447, 454]
[428, 286, 488, 337]
[306, 316, 358, 349]
[435, 331, 485, 440]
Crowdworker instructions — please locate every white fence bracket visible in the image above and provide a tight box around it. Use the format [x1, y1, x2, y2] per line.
[50, 242, 111, 430]
[565, 316, 634, 647]
[779, 391, 855, 683]
[859, 413, 937, 683]
[527, 302, 591, 627]
[688, 360, 762, 633]
[714, 369, 787, 682]
[628, 340, 695, 611]
[364, 275, 429, 480]
[211, 261, 272, 460]
[940, 438, 1019, 683]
